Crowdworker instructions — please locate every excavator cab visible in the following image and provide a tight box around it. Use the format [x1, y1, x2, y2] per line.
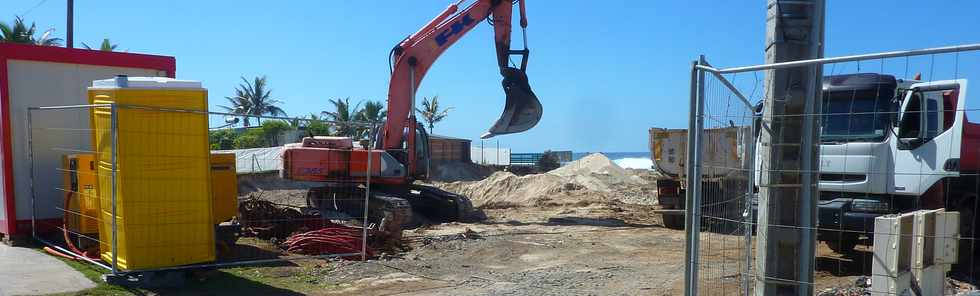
[414, 121, 430, 178]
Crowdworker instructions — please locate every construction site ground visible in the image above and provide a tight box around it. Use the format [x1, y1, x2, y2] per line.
[55, 154, 974, 295]
[53, 210, 929, 296]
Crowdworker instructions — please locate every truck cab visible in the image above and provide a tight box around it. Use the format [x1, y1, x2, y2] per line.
[817, 73, 975, 254]
[816, 73, 911, 251]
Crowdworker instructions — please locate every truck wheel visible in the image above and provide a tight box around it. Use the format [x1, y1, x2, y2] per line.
[826, 237, 857, 254]
[663, 214, 685, 230]
[953, 196, 977, 277]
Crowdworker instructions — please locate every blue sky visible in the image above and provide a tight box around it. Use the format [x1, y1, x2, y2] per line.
[8, 1, 980, 152]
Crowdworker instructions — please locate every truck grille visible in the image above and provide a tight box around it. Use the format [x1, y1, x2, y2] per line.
[819, 173, 866, 182]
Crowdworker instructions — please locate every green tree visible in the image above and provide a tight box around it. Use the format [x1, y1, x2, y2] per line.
[220, 76, 286, 127]
[305, 113, 332, 136]
[415, 96, 453, 134]
[82, 38, 118, 51]
[322, 97, 361, 137]
[0, 16, 62, 46]
[261, 120, 292, 146]
[355, 100, 386, 139]
[233, 128, 268, 149]
[536, 150, 561, 172]
[209, 129, 237, 150]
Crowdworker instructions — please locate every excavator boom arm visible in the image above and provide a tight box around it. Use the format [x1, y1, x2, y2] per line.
[382, 0, 541, 149]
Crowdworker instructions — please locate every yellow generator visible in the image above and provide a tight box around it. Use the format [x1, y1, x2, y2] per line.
[89, 76, 214, 270]
[63, 154, 100, 239]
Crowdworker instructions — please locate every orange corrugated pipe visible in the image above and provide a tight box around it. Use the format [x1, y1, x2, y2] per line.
[62, 191, 100, 260]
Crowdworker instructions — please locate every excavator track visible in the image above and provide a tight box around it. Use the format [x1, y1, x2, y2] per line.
[306, 186, 413, 240]
[305, 184, 476, 235]
[408, 184, 476, 223]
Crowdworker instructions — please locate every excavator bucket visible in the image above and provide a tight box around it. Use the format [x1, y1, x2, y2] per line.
[481, 67, 542, 139]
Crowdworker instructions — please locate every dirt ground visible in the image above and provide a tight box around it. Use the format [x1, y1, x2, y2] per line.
[321, 203, 683, 296]
[285, 196, 888, 295]
[225, 155, 976, 295]
[231, 156, 696, 295]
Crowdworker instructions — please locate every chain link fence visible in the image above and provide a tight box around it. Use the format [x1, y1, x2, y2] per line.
[685, 44, 980, 295]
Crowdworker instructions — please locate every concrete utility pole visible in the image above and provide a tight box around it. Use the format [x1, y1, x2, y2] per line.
[66, 0, 74, 48]
[754, 0, 824, 295]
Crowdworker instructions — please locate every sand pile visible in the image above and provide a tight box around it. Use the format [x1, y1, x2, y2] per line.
[550, 153, 644, 191]
[440, 153, 647, 208]
[441, 171, 569, 208]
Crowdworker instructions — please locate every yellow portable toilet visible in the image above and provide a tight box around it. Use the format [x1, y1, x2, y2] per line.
[88, 76, 214, 270]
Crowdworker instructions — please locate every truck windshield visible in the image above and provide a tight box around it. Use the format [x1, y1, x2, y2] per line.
[821, 89, 894, 143]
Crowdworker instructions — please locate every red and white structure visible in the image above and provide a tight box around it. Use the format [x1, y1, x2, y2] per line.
[0, 43, 175, 240]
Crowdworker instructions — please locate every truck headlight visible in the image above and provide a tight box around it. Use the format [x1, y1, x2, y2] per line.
[850, 198, 891, 213]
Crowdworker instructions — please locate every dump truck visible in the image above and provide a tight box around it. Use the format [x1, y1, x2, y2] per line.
[649, 126, 754, 230]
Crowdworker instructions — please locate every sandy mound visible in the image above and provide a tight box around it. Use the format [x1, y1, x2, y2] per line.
[440, 171, 569, 208]
[439, 153, 653, 208]
[550, 153, 644, 191]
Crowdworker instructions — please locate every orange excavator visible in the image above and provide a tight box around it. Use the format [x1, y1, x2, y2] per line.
[281, 0, 541, 232]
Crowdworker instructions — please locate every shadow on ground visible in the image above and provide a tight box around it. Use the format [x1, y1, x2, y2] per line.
[147, 269, 305, 296]
[218, 242, 296, 263]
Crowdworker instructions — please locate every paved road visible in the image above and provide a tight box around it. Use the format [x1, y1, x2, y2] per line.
[0, 244, 95, 296]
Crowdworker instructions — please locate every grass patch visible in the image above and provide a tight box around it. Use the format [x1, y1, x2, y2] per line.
[46, 249, 342, 295]
[50, 256, 134, 296]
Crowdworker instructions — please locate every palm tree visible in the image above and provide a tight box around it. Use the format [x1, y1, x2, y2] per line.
[0, 16, 62, 46]
[219, 76, 286, 127]
[355, 100, 386, 139]
[415, 96, 453, 134]
[82, 38, 118, 51]
[221, 96, 253, 126]
[322, 97, 361, 137]
[356, 100, 387, 123]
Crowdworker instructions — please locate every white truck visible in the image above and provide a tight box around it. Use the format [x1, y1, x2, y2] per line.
[652, 73, 978, 268]
[816, 73, 977, 263]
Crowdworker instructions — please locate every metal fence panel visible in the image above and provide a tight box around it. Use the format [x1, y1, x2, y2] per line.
[686, 44, 980, 295]
[30, 105, 378, 279]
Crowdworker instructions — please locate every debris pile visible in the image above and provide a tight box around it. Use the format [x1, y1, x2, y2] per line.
[238, 196, 378, 259]
[816, 276, 870, 296]
[816, 276, 979, 296]
[439, 153, 651, 208]
[238, 196, 306, 239]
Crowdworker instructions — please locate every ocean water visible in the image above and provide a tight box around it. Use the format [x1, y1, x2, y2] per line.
[572, 152, 652, 170]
